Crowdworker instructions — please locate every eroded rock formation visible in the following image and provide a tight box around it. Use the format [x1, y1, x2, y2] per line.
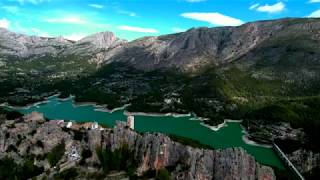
[0, 112, 275, 179]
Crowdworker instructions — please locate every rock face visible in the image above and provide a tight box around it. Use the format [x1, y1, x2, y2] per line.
[0, 112, 275, 179]
[105, 122, 275, 180]
[0, 28, 126, 65]
[0, 28, 72, 58]
[288, 149, 320, 175]
[107, 18, 320, 72]
[2, 18, 320, 72]
[62, 31, 127, 65]
[77, 32, 125, 49]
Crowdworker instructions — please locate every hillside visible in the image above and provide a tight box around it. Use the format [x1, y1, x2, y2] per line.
[1, 18, 320, 178]
[0, 111, 276, 180]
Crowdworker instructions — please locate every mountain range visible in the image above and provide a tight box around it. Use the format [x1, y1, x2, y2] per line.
[1, 18, 320, 178]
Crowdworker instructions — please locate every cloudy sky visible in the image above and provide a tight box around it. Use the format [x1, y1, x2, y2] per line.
[0, 0, 320, 41]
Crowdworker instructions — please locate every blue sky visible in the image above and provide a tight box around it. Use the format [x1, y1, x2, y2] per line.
[0, 0, 320, 41]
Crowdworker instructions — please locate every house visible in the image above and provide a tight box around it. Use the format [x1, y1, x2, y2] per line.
[91, 122, 99, 130]
[127, 116, 134, 130]
[66, 121, 73, 128]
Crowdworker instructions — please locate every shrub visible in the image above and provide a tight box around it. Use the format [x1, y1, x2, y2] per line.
[96, 145, 137, 174]
[47, 141, 65, 167]
[73, 130, 84, 141]
[96, 146, 111, 173]
[0, 156, 43, 180]
[36, 140, 44, 148]
[5, 111, 23, 120]
[0, 157, 21, 180]
[54, 168, 78, 180]
[156, 168, 171, 180]
[6, 144, 18, 152]
[168, 134, 213, 149]
[79, 148, 92, 165]
[22, 157, 44, 179]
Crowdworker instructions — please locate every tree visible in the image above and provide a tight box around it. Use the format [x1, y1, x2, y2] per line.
[156, 168, 171, 180]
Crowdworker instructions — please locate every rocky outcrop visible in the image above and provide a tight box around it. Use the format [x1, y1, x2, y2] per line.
[0, 112, 275, 179]
[61, 31, 127, 65]
[103, 122, 275, 179]
[2, 18, 320, 73]
[246, 120, 320, 179]
[0, 28, 72, 59]
[108, 18, 320, 72]
[77, 32, 126, 50]
[0, 28, 126, 66]
[288, 149, 320, 175]
[246, 121, 305, 144]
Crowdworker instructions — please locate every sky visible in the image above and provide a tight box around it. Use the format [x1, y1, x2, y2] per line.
[0, 0, 320, 41]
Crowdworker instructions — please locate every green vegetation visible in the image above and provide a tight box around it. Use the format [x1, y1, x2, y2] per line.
[169, 134, 213, 149]
[274, 167, 296, 180]
[244, 97, 320, 151]
[79, 148, 92, 165]
[96, 145, 137, 176]
[155, 168, 171, 180]
[141, 168, 172, 180]
[73, 130, 85, 141]
[0, 156, 44, 180]
[47, 141, 66, 167]
[1, 55, 320, 151]
[303, 166, 320, 180]
[2, 59, 318, 129]
[54, 168, 79, 180]
[5, 110, 24, 120]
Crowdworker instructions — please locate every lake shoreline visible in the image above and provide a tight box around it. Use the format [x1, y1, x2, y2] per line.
[3, 96, 274, 149]
[124, 111, 191, 118]
[0, 93, 60, 110]
[3, 96, 284, 169]
[1, 100, 50, 110]
[200, 119, 242, 131]
[240, 124, 272, 148]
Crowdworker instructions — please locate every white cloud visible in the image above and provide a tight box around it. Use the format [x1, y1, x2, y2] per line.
[1, 6, 19, 13]
[14, 0, 50, 5]
[309, 0, 320, 3]
[119, 11, 136, 17]
[308, 9, 320, 17]
[63, 33, 86, 41]
[44, 17, 86, 24]
[0, 18, 10, 29]
[172, 27, 186, 33]
[31, 28, 50, 37]
[185, 0, 206, 2]
[180, 12, 244, 26]
[251, 2, 285, 13]
[8, 22, 50, 37]
[88, 4, 104, 9]
[249, 3, 259, 10]
[118, 25, 159, 33]
[116, 9, 136, 17]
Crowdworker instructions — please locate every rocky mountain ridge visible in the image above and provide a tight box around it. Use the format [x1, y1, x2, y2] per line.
[0, 28, 72, 59]
[104, 18, 320, 72]
[0, 28, 126, 63]
[1, 18, 320, 179]
[2, 18, 320, 72]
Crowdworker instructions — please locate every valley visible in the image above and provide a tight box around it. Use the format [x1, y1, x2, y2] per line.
[3, 95, 285, 169]
[1, 17, 320, 179]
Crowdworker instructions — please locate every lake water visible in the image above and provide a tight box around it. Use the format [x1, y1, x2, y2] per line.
[6, 96, 285, 170]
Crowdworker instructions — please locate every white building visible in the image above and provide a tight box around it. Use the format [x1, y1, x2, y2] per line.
[127, 115, 135, 130]
[91, 122, 99, 130]
[66, 121, 73, 128]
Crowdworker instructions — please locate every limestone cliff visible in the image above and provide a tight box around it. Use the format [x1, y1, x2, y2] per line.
[0, 112, 275, 180]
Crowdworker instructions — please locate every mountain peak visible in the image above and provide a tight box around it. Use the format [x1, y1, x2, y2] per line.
[77, 31, 126, 49]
